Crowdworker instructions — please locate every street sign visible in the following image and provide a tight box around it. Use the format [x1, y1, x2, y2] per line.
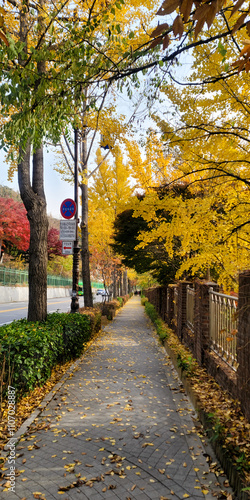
[60, 198, 77, 219]
[62, 241, 74, 255]
[60, 220, 76, 241]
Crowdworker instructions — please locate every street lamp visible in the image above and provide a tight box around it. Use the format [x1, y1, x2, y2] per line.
[71, 128, 80, 313]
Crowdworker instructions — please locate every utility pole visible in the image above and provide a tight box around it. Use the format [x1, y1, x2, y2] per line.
[71, 128, 80, 313]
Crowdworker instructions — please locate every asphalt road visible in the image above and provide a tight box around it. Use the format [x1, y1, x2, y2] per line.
[0, 295, 103, 326]
[0, 297, 72, 326]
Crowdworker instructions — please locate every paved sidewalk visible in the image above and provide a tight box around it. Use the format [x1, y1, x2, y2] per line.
[2, 296, 234, 500]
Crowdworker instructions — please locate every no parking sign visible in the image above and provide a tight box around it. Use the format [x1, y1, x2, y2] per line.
[60, 199, 76, 219]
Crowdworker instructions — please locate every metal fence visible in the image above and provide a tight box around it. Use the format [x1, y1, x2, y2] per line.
[0, 267, 29, 285]
[0, 266, 72, 287]
[47, 274, 72, 287]
[186, 285, 195, 331]
[209, 288, 238, 370]
[0, 266, 104, 289]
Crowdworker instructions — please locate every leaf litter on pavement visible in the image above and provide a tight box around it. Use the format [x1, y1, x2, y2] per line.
[0, 324, 241, 499]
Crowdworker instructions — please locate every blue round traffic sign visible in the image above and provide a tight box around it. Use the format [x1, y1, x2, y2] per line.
[60, 199, 77, 219]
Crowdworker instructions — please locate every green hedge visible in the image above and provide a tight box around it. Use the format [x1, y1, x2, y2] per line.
[144, 300, 170, 342]
[0, 312, 94, 400]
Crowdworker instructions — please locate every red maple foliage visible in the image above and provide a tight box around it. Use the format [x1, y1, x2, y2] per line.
[0, 197, 30, 251]
[47, 227, 63, 258]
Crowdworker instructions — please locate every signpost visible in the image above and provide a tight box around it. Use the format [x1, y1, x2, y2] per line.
[59, 130, 80, 313]
[62, 241, 74, 255]
[60, 199, 76, 219]
[60, 220, 76, 241]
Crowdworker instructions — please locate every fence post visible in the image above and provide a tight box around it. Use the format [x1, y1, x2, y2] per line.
[161, 285, 168, 322]
[177, 281, 192, 340]
[194, 280, 219, 365]
[237, 270, 250, 421]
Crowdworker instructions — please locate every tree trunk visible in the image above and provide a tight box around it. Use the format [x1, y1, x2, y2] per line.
[80, 128, 93, 307]
[123, 269, 128, 296]
[113, 267, 117, 299]
[119, 271, 122, 296]
[18, 145, 48, 321]
[17, 1, 48, 322]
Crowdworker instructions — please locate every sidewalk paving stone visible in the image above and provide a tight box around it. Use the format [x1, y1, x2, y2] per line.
[1, 296, 237, 499]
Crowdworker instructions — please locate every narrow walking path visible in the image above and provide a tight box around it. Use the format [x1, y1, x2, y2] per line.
[2, 297, 235, 499]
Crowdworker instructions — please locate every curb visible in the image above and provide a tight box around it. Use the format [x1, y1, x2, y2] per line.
[162, 339, 250, 500]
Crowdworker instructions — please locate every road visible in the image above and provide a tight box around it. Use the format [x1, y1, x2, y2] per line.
[0, 295, 103, 326]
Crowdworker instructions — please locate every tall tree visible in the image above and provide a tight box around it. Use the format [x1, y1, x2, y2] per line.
[56, 109, 131, 306]
[0, 0, 153, 317]
[88, 145, 133, 294]
[144, 17, 250, 289]
[0, 0, 158, 317]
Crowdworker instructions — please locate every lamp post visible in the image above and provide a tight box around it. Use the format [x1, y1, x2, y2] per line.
[71, 128, 80, 313]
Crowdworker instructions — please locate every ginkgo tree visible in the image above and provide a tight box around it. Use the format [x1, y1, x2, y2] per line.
[88, 144, 133, 295]
[132, 18, 250, 290]
[84, 145, 133, 297]
[149, 0, 250, 71]
[55, 105, 132, 306]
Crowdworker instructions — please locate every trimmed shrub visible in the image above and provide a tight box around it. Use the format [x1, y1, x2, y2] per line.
[79, 307, 102, 334]
[144, 300, 170, 342]
[0, 311, 96, 400]
[0, 319, 64, 396]
[45, 312, 92, 362]
[144, 300, 158, 323]
[116, 295, 129, 306]
[101, 300, 121, 320]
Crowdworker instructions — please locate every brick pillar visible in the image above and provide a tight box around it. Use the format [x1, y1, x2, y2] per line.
[156, 287, 160, 315]
[237, 270, 250, 421]
[167, 285, 175, 329]
[161, 286, 168, 322]
[177, 281, 192, 340]
[194, 281, 219, 365]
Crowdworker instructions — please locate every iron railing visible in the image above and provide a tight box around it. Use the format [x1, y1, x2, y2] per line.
[209, 288, 238, 370]
[186, 285, 195, 331]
